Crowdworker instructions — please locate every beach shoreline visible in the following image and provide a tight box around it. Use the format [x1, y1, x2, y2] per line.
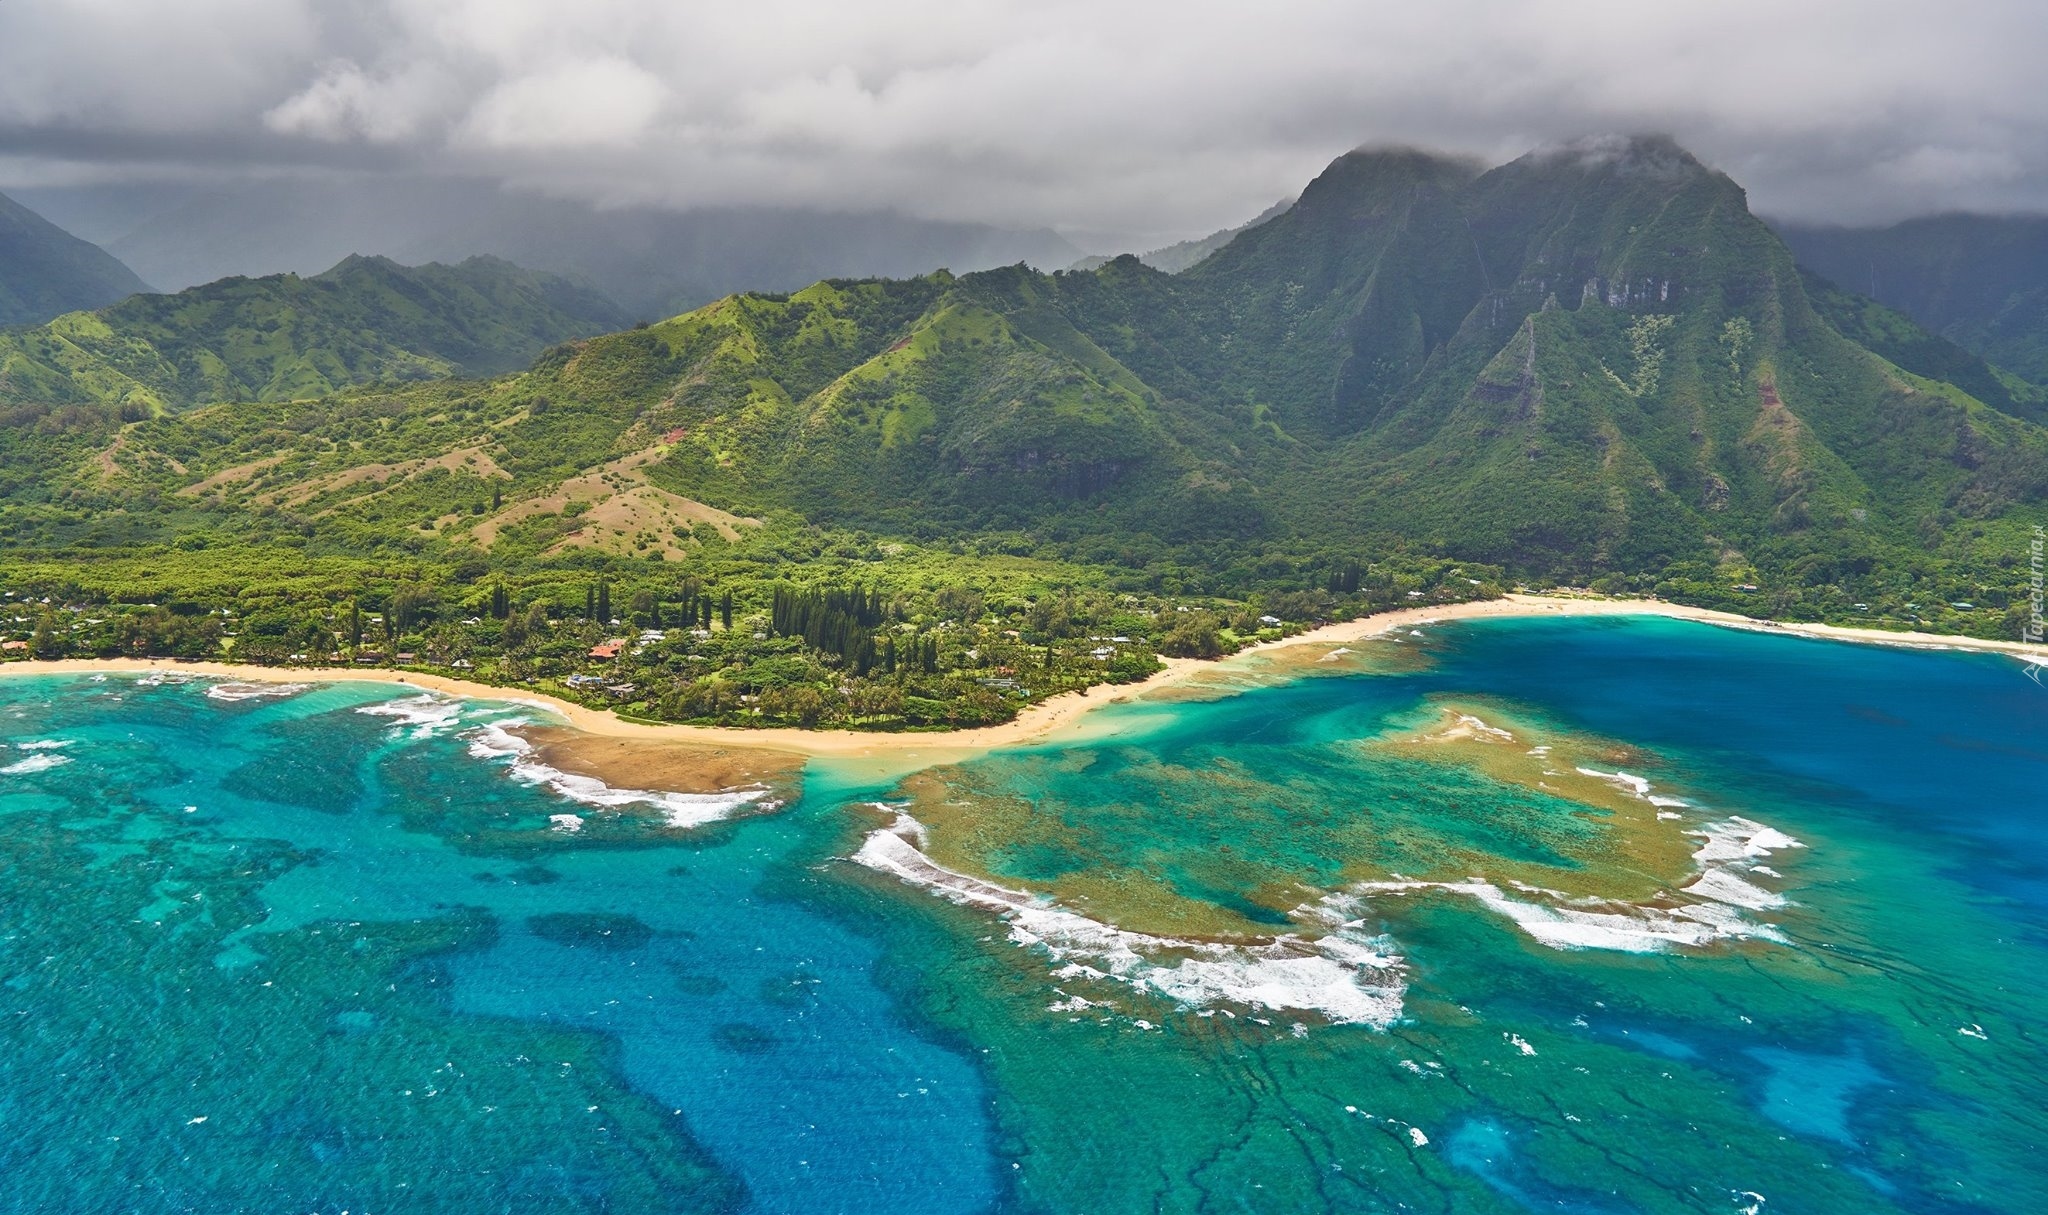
[4, 595, 2042, 767]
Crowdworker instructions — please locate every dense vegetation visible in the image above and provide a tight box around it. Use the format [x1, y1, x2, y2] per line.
[0, 189, 149, 327]
[2, 137, 2042, 730]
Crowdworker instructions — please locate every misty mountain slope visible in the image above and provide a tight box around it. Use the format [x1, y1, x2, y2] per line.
[0, 255, 628, 410]
[1777, 214, 2048, 387]
[13, 178, 1081, 317]
[1797, 268, 2047, 427]
[0, 191, 151, 327]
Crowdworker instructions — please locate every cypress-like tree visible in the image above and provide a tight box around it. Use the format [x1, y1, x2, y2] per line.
[720, 590, 733, 630]
[596, 580, 611, 624]
[29, 610, 61, 660]
[349, 600, 363, 648]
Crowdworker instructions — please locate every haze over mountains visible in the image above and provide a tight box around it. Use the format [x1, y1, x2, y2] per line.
[1775, 215, 2048, 389]
[0, 190, 152, 327]
[11, 178, 1081, 319]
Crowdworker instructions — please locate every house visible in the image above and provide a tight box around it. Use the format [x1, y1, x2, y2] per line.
[565, 674, 606, 689]
[1, 640, 26, 653]
[588, 641, 625, 660]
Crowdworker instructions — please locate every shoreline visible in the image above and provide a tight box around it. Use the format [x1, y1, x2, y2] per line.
[3, 595, 2043, 767]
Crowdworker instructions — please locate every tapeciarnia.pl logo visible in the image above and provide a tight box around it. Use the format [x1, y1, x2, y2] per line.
[2026, 524, 2044, 686]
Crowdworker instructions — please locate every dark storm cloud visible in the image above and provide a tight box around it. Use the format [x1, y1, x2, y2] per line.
[2, 0, 2043, 243]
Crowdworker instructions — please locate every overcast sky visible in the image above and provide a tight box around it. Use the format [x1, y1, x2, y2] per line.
[2, 0, 2043, 246]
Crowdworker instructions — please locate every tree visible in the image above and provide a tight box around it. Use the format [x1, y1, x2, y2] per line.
[500, 609, 529, 653]
[596, 580, 611, 624]
[1160, 613, 1224, 659]
[720, 590, 733, 630]
[30, 610, 62, 660]
[389, 582, 437, 633]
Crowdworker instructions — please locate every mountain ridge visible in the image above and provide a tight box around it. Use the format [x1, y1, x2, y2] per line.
[0, 253, 628, 411]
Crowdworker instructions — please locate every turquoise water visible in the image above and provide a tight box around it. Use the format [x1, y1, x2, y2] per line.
[1, 616, 2043, 1212]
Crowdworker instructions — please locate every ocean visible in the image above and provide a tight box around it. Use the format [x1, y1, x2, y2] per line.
[0, 615, 2041, 1213]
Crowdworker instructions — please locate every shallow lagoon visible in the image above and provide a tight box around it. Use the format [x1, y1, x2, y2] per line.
[1, 616, 2042, 1213]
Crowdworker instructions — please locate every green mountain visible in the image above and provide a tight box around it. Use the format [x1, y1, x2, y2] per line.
[1777, 213, 2048, 387]
[0, 190, 151, 327]
[0, 254, 627, 411]
[3, 136, 2042, 709]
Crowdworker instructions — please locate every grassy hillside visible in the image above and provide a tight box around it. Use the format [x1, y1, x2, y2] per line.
[2, 137, 2042, 730]
[0, 254, 626, 411]
[0, 190, 150, 327]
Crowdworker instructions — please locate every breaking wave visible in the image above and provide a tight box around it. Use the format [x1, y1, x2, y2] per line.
[1351, 765, 1805, 954]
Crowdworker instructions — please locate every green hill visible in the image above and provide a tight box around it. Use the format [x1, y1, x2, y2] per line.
[0, 190, 151, 327]
[0, 254, 627, 411]
[1, 136, 2042, 730]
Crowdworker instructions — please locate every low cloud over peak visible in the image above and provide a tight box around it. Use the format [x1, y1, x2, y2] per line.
[4, 0, 2045, 244]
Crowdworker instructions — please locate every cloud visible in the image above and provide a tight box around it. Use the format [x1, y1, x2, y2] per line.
[266, 61, 453, 144]
[2, 0, 2045, 240]
[458, 57, 668, 151]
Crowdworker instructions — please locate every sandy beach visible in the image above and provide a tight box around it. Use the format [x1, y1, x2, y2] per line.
[4, 595, 2043, 773]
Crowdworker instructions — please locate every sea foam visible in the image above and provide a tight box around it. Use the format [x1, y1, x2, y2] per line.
[204, 681, 312, 703]
[356, 694, 466, 739]
[1, 753, 73, 775]
[853, 811, 1406, 1027]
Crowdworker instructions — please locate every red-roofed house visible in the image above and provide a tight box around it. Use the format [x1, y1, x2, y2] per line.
[588, 641, 625, 660]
